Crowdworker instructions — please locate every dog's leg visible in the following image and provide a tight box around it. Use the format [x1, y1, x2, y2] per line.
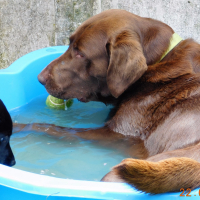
[13, 123, 123, 140]
[13, 123, 147, 158]
[101, 144, 200, 194]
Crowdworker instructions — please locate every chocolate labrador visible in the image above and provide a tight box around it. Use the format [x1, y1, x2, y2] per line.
[30, 9, 200, 193]
[0, 100, 15, 167]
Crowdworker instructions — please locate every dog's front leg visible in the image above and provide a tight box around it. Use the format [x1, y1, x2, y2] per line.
[13, 123, 145, 158]
[13, 123, 128, 149]
[13, 123, 122, 140]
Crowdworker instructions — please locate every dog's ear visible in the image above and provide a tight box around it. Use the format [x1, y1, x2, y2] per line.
[106, 31, 147, 98]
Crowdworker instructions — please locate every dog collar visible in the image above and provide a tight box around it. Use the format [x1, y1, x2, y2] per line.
[159, 33, 182, 62]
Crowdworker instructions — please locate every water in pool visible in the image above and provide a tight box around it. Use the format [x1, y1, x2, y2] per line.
[10, 94, 128, 181]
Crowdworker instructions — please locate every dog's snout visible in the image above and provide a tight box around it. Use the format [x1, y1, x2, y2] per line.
[9, 159, 16, 167]
[38, 65, 52, 85]
[38, 73, 47, 85]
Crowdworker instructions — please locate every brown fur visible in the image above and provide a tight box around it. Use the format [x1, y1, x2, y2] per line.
[104, 157, 200, 194]
[36, 9, 200, 193]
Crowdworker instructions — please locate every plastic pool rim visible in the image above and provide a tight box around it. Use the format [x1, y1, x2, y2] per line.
[0, 46, 191, 199]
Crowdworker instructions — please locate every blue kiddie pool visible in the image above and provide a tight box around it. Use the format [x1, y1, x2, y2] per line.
[0, 46, 197, 199]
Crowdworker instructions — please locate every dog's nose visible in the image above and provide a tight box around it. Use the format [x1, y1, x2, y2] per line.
[38, 73, 47, 85]
[10, 159, 16, 167]
[38, 66, 51, 86]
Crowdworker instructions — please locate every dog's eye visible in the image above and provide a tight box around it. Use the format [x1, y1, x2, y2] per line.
[75, 50, 84, 58]
[0, 136, 8, 143]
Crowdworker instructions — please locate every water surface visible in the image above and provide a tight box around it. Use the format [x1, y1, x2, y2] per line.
[10, 95, 127, 181]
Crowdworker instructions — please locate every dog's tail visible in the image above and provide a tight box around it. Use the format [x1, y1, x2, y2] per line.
[111, 157, 200, 194]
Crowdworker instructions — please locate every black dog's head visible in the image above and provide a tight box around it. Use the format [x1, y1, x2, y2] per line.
[0, 100, 15, 167]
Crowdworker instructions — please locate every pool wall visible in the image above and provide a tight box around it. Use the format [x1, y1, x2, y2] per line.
[0, 46, 196, 199]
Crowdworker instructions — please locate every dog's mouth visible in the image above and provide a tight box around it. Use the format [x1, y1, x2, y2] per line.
[45, 86, 66, 99]
[77, 97, 89, 103]
[45, 84, 94, 103]
[47, 89, 90, 103]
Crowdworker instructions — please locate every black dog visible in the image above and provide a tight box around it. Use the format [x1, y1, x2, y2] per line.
[0, 99, 15, 167]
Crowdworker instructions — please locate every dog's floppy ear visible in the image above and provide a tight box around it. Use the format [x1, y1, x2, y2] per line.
[106, 31, 147, 98]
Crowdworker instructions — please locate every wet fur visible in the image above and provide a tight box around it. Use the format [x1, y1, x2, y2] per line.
[0, 100, 15, 167]
[37, 9, 200, 193]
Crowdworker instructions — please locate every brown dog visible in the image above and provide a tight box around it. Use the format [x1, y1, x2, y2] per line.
[37, 9, 200, 194]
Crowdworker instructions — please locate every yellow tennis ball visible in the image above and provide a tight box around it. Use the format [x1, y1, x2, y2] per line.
[46, 95, 74, 110]
[46, 95, 65, 110]
[66, 99, 73, 108]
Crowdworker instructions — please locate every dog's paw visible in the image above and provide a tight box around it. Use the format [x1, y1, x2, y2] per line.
[101, 169, 125, 182]
[101, 158, 139, 183]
